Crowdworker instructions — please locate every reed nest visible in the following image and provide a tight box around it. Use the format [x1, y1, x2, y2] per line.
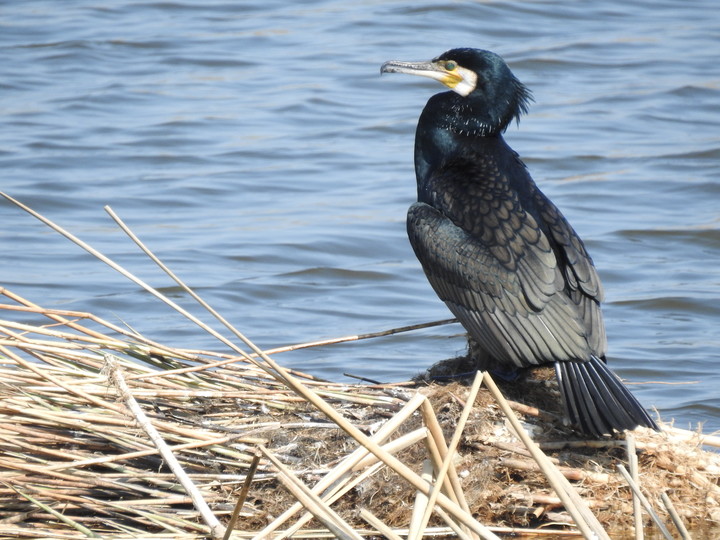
[1, 288, 719, 540]
[1, 193, 719, 539]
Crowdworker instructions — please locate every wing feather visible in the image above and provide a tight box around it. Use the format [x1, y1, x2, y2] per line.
[532, 190, 607, 356]
[408, 201, 592, 368]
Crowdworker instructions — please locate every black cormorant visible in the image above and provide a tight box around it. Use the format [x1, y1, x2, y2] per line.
[381, 48, 657, 436]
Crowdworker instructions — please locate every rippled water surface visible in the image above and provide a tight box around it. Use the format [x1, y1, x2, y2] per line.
[2, 1, 719, 430]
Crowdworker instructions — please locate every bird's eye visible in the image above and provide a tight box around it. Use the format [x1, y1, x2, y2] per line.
[444, 61, 457, 71]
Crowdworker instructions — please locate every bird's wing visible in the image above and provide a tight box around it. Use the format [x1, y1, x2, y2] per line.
[532, 189, 603, 300]
[531, 189, 607, 356]
[408, 201, 594, 367]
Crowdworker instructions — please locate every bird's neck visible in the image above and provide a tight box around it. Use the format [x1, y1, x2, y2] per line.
[425, 91, 507, 136]
[413, 115, 532, 212]
[414, 122, 511, 189]
[413, 92, 513, 186]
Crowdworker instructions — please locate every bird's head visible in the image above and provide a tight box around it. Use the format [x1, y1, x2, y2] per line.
[381, 48, 533, 136]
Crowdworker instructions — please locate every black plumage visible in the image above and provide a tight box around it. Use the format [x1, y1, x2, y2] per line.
[381, 48, 657, 436]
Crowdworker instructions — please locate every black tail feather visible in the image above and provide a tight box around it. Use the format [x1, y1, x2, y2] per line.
[582, 361, 634, 430]
[568, 361, 608, 435]
[554, 356, 658, 437]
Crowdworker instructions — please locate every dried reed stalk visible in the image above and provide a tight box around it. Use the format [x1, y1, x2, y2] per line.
[409, 459, 434, 539]
[255, 392, 426, 539]
[664, 426, 720, 448]
[258, 445, 363, 540]
[660, 492, 691, 540]
[483, 373, 610, 540]
[105, 355, 224, 539]
[627, 433, 644, 540]
[359, 508, 404, 540]
[223, 452, 261, 540]
[420, 397, 472, 513]
[617, 464, 673, 540]
[411, 371, 484, 540]
[498, 457, 609, 483]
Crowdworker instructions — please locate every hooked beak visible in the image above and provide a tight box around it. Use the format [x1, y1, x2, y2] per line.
[380, 59, 463, 87]
[381, 58, 477, 97]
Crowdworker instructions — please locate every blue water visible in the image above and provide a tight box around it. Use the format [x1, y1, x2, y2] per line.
[2, 0, 719, 431]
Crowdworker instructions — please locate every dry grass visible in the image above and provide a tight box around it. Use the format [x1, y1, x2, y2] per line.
[1, 192, 719, 539]
[1, 288, 719, 539]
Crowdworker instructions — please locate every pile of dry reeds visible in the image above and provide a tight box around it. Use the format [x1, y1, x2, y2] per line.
[1, 192, 719, 539]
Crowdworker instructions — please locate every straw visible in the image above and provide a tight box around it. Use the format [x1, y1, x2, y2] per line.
[627, 433, 644, 540]
[223, 452, 261, 540]
[660, 492, 691, 540]
[420, 397, 471, 512]
[257, 445, 363, 540]
[411, 371, 484, 540]
[105, 354, 224, 539]
[254, 392, 427, 539]
[409, 459, 434, 539]
[1, 286, 718, 537]
[48, 201, 500, 539]
[617, 465, 673, 540]
[482, 372, 610, 540]
[359, 508, 404, 540]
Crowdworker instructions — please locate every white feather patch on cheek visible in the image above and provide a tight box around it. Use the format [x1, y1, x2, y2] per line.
[451, 66, 478, 97]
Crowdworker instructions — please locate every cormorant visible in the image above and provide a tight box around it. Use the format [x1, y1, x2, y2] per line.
[381, 48, 658, 436]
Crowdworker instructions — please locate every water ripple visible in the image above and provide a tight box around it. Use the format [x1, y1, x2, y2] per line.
[2, 0, 718, 430]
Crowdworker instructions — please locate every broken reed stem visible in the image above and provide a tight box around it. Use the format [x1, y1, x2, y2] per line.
[664, 426, 720, 448]
[627, 434, 644, 540]
[257, 446, 362, 540]
[482, 373, 610, 540]
[6, 484, 100, 538]
[660, 492, 691, 540]
[280, 460, 387, 539]
[351, 428, 428, 471]
[412, 371, 484, 540]
[421, 423, 462, 507]
[223, 452, 261, 540]
[420, 428, 473, 535]
[420, 398, 472, 514]
[255, 393, 427, 539]
[434, 506, 475, 540]
[264, 318, 459, 356]
[105, 355, 224, 540]
[616, 465, 673, 540]
[359, 508, 404, 540]
[409, 460, 434, 539]
[498, 458, 609, 483]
